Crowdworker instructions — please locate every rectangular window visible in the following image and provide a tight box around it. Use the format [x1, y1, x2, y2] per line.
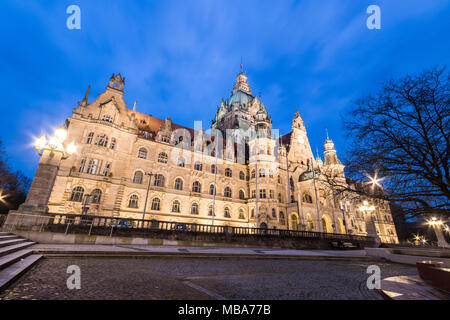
[103, 163, 111, 176]
[87, 159, 99, 175]
[259, 189, 266, 199]
[78, 158, 86, 173]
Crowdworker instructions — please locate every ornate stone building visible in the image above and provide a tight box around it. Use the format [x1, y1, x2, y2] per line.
[20, 68, 398, 243]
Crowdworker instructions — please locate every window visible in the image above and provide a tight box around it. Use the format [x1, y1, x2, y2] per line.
[194, 162, 202, 171]
[302, 193, 313, 203]
[251, 208, 255, 218]
[272, 208, 276, 218]
[172, 200, 180, 213]
[158, 152, 168, 163]
[102, 115, 113, 123]
[268, 169, 273, 178]
[251, 170, 256, 179]
[239, 209, 245, 220]
[103, 163, 111, 176]
[96, 134, 108, 147]
[192, 181, 201, 193]
[259, 189, 267, 199]
[133, 171, 143, 184]
[151, 198, 160, 211]
[278, 193, 282, 203]
[209, 184, 216, 195]
[259, 168, 266, 178]
[191, 203, 199, 215]
[110, 138, 116, 149]
[87, 159, 99, 174]
[224, 187, 232, 198]
[224, 207, 231, 218]
[153, 174, 165, 187]
[161, 136, 170, 143]
[177, 157, 185, 167]
[251, 190, 256, 198]
[78, 158, 86, 173]
[269, 190, 274, 199]
[225, 168, 232, 177]
[128, 195, 139, 208]
[279, 211, 285, 225]
[91, 189, 102, 204]
[239, 190, 245, 200]
[138, 147, 147, 159]
[277, 175, 281, 184]
[208, 204, 215, 216]
[86, 132, 94, 144]
[70, 187, 84, 202]
[211, 165, 217, 174]
[239, 171, 245, 180]
[174, 178, 183, 190]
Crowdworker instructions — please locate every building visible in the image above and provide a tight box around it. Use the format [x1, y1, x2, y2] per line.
[16, 68, 398, 243]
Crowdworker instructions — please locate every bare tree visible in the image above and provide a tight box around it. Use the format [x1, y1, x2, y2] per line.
[330, 66, 449, 218]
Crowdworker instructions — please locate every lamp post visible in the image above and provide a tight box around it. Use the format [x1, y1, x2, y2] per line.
[141, 172, 153, 226]
[427, 217, 450, 248]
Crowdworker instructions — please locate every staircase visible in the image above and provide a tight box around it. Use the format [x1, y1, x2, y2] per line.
[0, 231, 42, 291]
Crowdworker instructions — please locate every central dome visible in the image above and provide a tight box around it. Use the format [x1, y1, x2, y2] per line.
[228, 91, 252, 110]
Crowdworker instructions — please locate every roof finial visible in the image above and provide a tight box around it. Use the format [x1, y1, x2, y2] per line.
[326, 127, 329, 140]
[316, 147, 320, 159]
[133, 101, 137, 112]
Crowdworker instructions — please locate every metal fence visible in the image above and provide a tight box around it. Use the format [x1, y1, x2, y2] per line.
[3, 212, 374, 242]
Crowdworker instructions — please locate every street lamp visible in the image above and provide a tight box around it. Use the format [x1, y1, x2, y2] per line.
[141, 172, 153, 226]
[34, 127, 77, 158]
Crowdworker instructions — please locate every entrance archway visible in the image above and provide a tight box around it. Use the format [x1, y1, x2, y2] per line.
[306, 213, 314, 231]
[291, 214, 299, 231]
[337, 217, 346, 234]
[321, 214, 333, 233]
[260, 222, 268, 229]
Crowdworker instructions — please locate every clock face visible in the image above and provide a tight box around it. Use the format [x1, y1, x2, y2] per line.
[298, 136, 305, 144]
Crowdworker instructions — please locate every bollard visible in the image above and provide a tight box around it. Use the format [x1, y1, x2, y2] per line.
[88, 221, 93, 236]
[65, 222, 71, 235]
[110, 225, 114, 237]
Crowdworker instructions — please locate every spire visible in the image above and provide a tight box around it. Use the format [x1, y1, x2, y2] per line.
[133, 101, 137, 112]
[323, 132, 342, 166]
[77, 85, 90, 107]
[233, 64, 251, 94]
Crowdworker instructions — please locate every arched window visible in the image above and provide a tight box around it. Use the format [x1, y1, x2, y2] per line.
[192, 181, 201, 193]
[174, 178, 183, 190]
[211, 164, 217, 174]
[153, 174, 165, 187]
[224, 187, 232, 198]
[177, 157, 185, 167]
[239, 209, 245, 220]
[259, 168, 265, 177]
[151, 198, 160, 211]
[91, 189, 102, 204]
[224, 207, 231, 218]
[110, 138, 116, 149]
[70, 187, 84, 202]
[158, 152, 168, 163]
[128, 195, 139, 208]
[191, 203, 199, 215]
[239, 190, 245, 200]
[209, 184, 216, 195]
[251, 169, 256, 179]
[239, 171, 245, 180]
[272, 208, 277, 218]
[194, 162, 202, 171]
[208, 204, 215, 216]
[302, 193, 313, 203]
[172, 200, 180, 213]
[86, 132, 94, 144]
[279, 211, 285, 225]
[96, 134, 108, 147]
[133, 171, 143, 184]
[225, 168, 232, 177]
[138, 147, 147, 159]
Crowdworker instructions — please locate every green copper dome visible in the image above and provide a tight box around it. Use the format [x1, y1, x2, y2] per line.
[228, 91, 251, 110]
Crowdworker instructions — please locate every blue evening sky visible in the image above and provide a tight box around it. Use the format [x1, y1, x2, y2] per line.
[1, 0, 449, 178]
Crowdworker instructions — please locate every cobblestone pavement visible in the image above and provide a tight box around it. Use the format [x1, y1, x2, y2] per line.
[0, 258, 418, 300]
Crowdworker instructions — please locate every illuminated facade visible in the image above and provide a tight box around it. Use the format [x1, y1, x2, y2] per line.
[20, 69, 398, 243]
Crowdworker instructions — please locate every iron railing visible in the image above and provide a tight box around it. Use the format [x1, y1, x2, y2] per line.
[4, 212, 374, 242]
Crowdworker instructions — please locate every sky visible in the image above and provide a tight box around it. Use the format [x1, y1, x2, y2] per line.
[0, 0, 449, 178]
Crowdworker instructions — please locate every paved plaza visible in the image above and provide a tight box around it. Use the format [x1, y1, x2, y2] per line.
[0, 256, 418, 300]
